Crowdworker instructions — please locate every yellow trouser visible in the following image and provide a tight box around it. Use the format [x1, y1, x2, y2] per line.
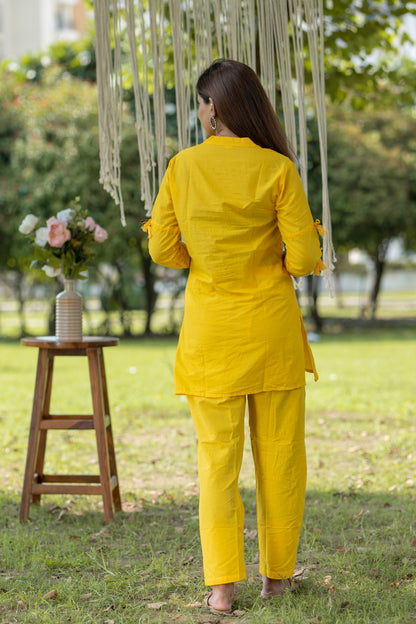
[187, 388, 306, 586]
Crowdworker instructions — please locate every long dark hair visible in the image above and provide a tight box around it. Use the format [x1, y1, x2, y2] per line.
[196, 59, 294, 159]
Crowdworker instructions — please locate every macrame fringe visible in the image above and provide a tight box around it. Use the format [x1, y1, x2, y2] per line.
[93, 0, 125, 225]
[304, 0, 337, 293]
[92, 0, 336, 290]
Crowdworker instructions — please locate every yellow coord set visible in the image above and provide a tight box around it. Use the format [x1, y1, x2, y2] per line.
[143, 136, 323, 585]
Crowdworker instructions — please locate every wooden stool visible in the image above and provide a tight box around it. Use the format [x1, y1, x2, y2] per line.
[20, 336, 122, 524]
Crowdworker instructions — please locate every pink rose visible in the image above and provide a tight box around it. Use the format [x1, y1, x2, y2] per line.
[46, 217, 71, 248]
[93, 225, 108, 242]
[84, 216, 96, 232]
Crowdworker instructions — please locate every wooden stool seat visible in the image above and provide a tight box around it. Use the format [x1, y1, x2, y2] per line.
[20, 336, 121, 524]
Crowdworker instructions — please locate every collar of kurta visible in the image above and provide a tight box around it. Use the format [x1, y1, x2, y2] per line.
[205, 136, 257, 148]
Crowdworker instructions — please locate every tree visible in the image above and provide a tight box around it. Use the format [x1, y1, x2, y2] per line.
[303, 2, 416, 322]
[0, 68, 160, 336]
[4, 3, 414, 330]
[307, 105, 416, 318]
[322, 0, 416, 110]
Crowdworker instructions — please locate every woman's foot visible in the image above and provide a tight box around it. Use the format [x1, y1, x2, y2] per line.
[261, 575, 300, 598]
[205, 582, 235, 614]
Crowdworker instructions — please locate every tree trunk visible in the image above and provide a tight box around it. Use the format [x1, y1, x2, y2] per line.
[48, 280, 63, 335]
[15, 274, 26, 338]
[113, 261, 133, 336]
[307, 275, 323, 332]
[137, 240, 158, 336]
[369, 239, 390, 319]
[47, 300, 55, 335]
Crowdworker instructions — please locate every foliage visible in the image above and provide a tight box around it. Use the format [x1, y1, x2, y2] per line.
[0, 70, 104, 273]
[1, 4, 415, 332]
[326, 109, 415, 254]
[0, 330, 415, 622]
[0, 29, 97, 84]
[4, 3, 414, 113]
[307, 104, 416, 315]
[18, 198, 108, 280]
[0, 66, 165, 335]
[322, 0, 416, 109]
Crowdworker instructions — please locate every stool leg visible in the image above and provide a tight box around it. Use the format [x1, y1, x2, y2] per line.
[88, 347, 114, 523]
[32, 353, 54, 504]
[20, 349, 49, 522]
[99, 349, 122, 511]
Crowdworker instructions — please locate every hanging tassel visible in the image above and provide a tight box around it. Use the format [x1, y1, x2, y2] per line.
[314, 219, 326, 238]
[313, 258, 327, 275]
[142, 220, 153, 238]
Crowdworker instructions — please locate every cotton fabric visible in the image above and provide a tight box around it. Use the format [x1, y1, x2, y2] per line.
[188, 388, 306, 585]
[144, 136, 322, 397]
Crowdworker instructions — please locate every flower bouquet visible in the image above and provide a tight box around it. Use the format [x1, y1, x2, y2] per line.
[18, 197, 108, 280]
[18, 198, 108, 341]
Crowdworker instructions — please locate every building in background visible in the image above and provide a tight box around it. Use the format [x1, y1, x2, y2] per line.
[0, 0, 88, 60]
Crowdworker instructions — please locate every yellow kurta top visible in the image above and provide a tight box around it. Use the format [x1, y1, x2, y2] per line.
[144, 136, 322, 397]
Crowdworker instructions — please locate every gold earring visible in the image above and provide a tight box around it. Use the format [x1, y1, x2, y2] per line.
[209, 104, 217, 130]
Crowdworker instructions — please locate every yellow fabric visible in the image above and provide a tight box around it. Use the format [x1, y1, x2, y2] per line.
[188, 388, 306, 585]
[144, 136, 322, 397]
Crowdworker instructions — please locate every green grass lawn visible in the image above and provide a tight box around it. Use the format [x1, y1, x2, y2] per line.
[0, 329, 415, 623]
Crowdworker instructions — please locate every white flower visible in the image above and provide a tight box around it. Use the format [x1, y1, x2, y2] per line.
[18, 214, 39, 234]
[42, 265, 62, 278]
[56, 208, 74, 223]
[34, 227, 48, 247]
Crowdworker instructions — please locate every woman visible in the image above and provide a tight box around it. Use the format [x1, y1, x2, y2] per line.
[143, 59, 323, 614]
